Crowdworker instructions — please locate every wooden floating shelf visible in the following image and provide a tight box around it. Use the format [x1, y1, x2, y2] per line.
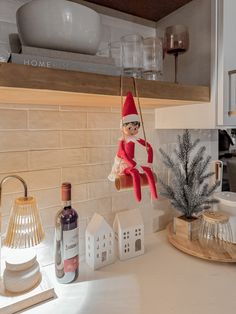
[0, 63, 210, 107]
[167, 223, 236, 263]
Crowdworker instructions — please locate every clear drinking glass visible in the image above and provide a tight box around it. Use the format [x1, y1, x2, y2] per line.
[121, 34, 143, 78]
[142, 37, 163, 80]
[109, 41, 121, 67]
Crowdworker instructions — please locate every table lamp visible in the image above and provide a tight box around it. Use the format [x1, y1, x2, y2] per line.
[0, 175, 45, 293]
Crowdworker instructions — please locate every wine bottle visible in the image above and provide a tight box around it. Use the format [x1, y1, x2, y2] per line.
[55, 182, 79, 283]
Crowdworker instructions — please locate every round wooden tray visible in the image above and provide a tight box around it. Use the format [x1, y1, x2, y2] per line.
[167, 222, 236, 263]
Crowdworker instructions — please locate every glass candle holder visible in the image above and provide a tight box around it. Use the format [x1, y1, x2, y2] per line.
[121, 34, 143, 78]
[164, 25, 189, 83]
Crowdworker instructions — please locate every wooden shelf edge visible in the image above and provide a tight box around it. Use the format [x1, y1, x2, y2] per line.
[0, 63, 210, 107]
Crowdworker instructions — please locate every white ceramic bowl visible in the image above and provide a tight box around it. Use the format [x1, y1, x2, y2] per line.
[16, 0, 101, 54]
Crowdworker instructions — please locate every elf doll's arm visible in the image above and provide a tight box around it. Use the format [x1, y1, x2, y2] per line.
[137, 138, 153, 163]
[117, 140, 136, 168]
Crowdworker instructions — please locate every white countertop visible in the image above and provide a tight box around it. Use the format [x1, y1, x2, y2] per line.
[25, 230, 236, 314]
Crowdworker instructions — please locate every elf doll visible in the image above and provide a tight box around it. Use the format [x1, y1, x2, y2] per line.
[108, 91, 158, 202]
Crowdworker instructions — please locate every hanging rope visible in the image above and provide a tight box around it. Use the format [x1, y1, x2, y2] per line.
[132, 77, 148, 153]
[120, 75, 125, 140]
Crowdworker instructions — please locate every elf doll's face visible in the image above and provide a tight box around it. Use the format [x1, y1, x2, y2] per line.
[123, 122, 140, 136]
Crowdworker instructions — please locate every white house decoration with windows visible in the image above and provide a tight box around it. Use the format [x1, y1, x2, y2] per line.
[85, 213, 115, 270]
[113, 208, 144, 261]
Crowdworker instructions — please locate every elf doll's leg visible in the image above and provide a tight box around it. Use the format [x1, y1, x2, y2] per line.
[141, 166, 158, 200]
[124, 167, 141, 202]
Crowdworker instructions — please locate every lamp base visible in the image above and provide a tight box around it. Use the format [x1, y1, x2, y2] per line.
[3, 250, 41, 294]
[0, 270, 55, 314]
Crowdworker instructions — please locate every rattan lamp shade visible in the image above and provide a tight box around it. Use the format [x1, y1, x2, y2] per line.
[4, 196, 45, 248]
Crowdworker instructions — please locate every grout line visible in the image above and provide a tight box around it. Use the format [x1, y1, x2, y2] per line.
[0, 145, 116, 153]
[85, 111, 88, 129]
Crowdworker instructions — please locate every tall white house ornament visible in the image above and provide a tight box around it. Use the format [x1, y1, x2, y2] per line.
[85, 213, 115, 270]
[113, 208, 144, 261]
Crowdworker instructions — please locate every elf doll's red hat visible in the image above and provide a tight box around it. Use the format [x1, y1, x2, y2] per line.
[122, 91, 140, 124]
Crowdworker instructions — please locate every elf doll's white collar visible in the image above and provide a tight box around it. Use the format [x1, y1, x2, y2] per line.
[123, 136, 140, 143]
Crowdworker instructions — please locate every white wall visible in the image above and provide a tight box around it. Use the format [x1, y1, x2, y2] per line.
[98, 13, 155, 53]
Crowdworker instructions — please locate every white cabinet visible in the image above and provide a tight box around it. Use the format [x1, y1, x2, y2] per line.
[217, 0, 236, 126]
[155, 0, 236, 129]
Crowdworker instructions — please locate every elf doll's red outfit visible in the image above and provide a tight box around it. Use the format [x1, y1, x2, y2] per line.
[108, 92, 158, 202]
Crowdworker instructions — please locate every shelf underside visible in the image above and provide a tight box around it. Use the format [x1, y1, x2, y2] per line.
[0, 63, 210, 107]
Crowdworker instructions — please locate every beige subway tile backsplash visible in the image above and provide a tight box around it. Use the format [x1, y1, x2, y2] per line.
[24, 169, 62, 190]
[40, 206, 59, 228]
[87, 147, 113, 163]
[61, 130, 87, 148]
[110, 129, 121, 145]
[29, 131, 60, 149]
[29, 148, 87, 170]
[60, 111, 87, 129]
[0, 152, 28, 173]
[61, 148, 87, 166]
[86, 130, 111, 146]
[60, 105, 110, 112]
[62, 130, 110, 148]
[87, 180, 111, 199]
[112, 188, 152, 212]
[32, 188, 60, 210]
[87, 112, 120, 129]
[29, 150, 62, 170]
[0, 109, 27, 129]
[112, 190, 138, 212]
[0, 131, 28, 151]
[62, 163, 111, 184]
[29, 110, 60, 129]
[71, 184, 88, 202]
[74, 197, 112, 219]
[29, 110, 87, 130]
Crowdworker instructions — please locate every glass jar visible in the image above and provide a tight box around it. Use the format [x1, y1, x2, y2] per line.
[198, 211, 233, 251]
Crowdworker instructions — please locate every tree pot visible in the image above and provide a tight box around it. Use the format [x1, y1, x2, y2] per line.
[173, 215, 200, 241]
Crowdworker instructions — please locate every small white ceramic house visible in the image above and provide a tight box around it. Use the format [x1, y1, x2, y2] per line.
[85, 213, 115, 270]
[113, 208, 144, 261]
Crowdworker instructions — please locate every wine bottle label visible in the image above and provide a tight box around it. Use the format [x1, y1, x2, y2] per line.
[63, 228, 79, 273]
[64, 256, 78, 273]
